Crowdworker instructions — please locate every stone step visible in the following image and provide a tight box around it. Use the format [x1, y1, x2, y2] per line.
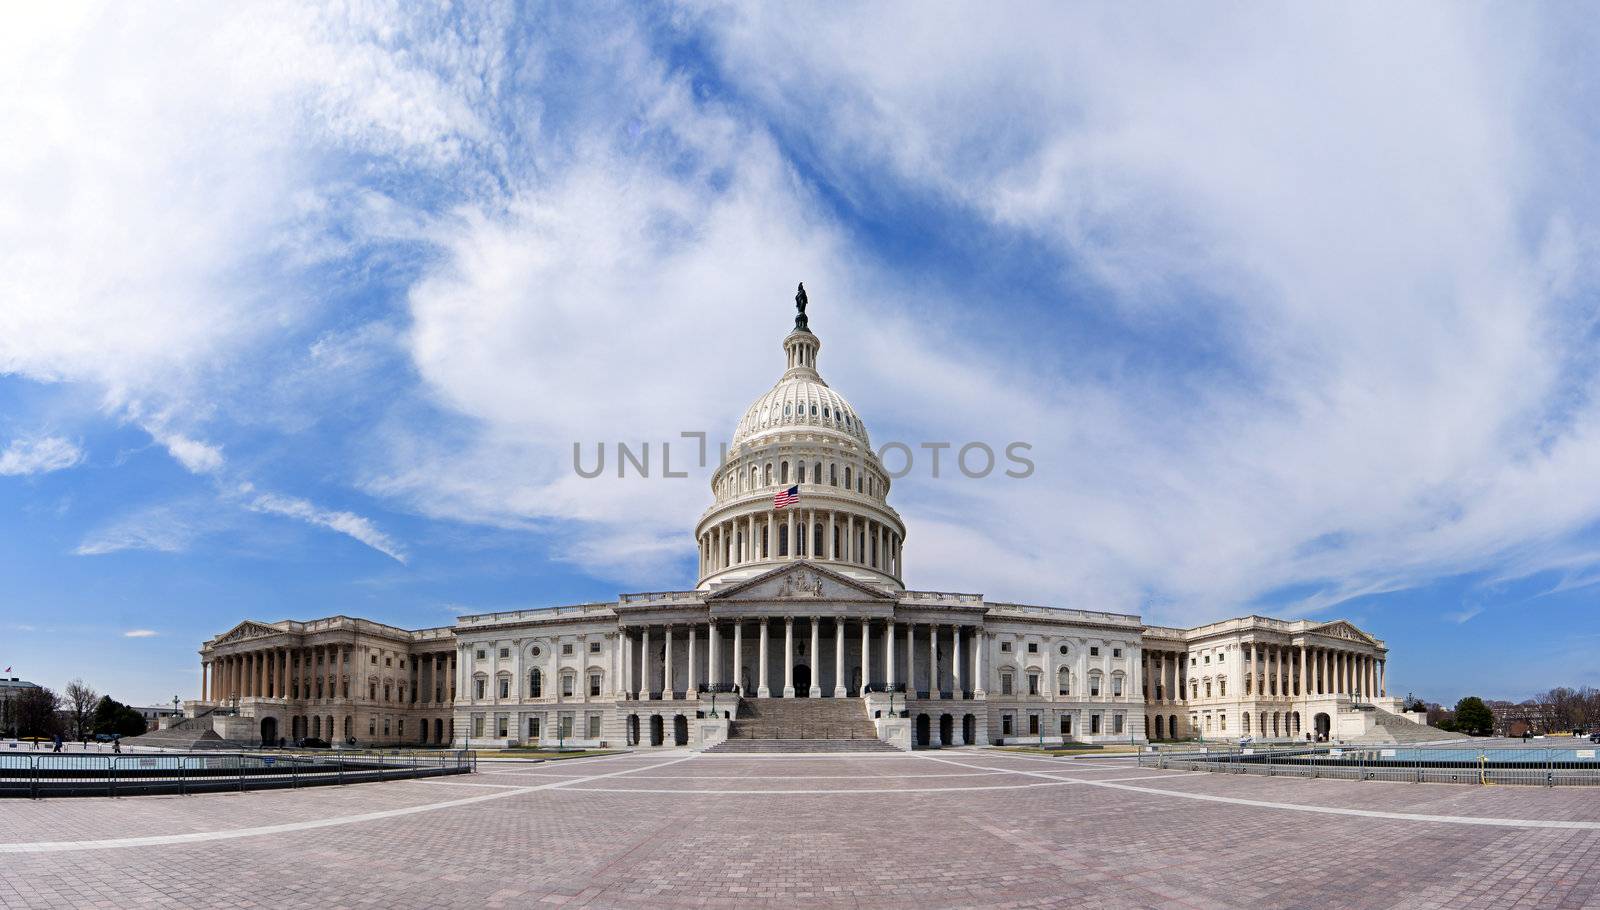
[728, 697, 879, 743]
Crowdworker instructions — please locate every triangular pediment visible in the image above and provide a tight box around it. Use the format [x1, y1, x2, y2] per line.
[709, 561, 895, 604]
[217, 621, 283, 644]
[1312, 621, 1375, 645]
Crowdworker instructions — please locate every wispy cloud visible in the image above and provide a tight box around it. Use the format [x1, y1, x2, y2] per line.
[122, 629, 158, 638]
[1447, 605, 1484, 624]
[0, 436, 84, 476]
[246, 490, 406, 564]
[75, 504, 209, 556]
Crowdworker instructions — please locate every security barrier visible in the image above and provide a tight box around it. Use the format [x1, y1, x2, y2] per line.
[0, 749, 476, 798]
[1137, 745, 1600, 786]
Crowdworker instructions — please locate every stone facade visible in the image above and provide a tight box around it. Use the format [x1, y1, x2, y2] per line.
[194, 299, 1400, 749]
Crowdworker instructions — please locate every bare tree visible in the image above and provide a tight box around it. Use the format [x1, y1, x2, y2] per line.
[15, 686, 61, 739]
[63, 678, 99, 741]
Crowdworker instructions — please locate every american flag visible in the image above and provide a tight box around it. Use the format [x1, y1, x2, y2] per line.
[773, 485, 800, 509]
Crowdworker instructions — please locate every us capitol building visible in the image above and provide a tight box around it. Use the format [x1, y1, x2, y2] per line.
[191, 291, 1424, 751]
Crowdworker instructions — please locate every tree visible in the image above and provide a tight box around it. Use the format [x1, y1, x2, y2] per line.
[1454, 696, 1494, 736]
[63, 679, 99, 741]
[91, 696, 149, 738]
[14, 686, 62, 739]
[1402, 695, 1429, 713]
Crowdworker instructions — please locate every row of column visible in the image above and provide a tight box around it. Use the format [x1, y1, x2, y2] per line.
[1143, 649, 1189, 704]
[624, 618, 987, 699]
[699, 509, 902, 578]
[203, 647, 457, 704]
[1294, 645, 1385, 698]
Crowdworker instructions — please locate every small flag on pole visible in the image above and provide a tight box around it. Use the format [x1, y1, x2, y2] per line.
[773, 485, 799, 509]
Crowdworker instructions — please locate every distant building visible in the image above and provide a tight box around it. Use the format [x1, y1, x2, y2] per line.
[1488, 700, 1561, 736]
[135, 704, 182, 726]
[1, 676, 44, 737]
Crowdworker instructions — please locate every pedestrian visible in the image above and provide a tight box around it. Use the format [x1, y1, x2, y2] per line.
[51, 734, 62, 753]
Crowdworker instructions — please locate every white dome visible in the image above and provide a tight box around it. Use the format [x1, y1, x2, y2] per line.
[731, 375, 870, 451]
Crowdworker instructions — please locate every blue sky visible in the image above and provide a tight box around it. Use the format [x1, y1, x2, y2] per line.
[3, 4, 1599, 707]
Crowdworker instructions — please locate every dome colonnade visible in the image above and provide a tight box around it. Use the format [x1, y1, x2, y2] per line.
[695, 312, 906, 590]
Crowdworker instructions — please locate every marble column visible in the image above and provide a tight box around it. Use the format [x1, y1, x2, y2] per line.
[783, 616, 796, 698]
[664, 625, 676, 698]
[734, 620, 744, 695]
[974, 630, 986, 698]
[953, 626, 963, 697]
[834, 619, 846, 697]
[758, 618, 771, 697]
[809, 618, 822, 697]
[687, 623, 697, 698]
[708, 620, 720, 689]
[928, 623, 939, 697]
[885, 620, 896, 688]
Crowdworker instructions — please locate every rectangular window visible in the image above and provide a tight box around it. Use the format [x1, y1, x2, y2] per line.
[497, 716, 507, 737]
[472, 715, 484, 737]
[1091, 713, 1102, 734]
[1090, 679, 1101, 697]
[562, 675, 574, 697]
[1112, 677, 1123, 697]
[589, 673, 601, 696]
[1001, 674, 1013, 696]
[1112, 648, 1122, 658]
[562, 643, 574, 655]
[474, 680, 485, 700]
[385, 656, 392, 667]
[1027, 642, 1038, 653]
[1060, 715, 1073, 735]
[371, 654, 378, 664]
[587, 714, 601, 738]
[498, 679, 509, 699]
[1089, 646, 1100, 657]
[476, 649, 486, 660]
[589, 641, 601, 653]
[1028, 714, 1039, 735]
[1000, 641, 1012, 652]
[1114, 714, 1124, 734]
[398, 719, 404, 736]
[1027, 674, 1039, 696]
[499, 647, 509, 659]
[559, 713, 574, 738]
[1220, 713, 1227, 731]
[528, 717, 541, 739]
[369, 719, 376, 735]
[1002, 713, 1014, 735]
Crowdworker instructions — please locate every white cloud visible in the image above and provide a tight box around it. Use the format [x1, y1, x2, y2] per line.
[74, 503, 211, 557]
[122, 629, 158, 638]
[246, 492, 407, 564]
[154, 432, 225, 475]
[0, 436, 84, 476]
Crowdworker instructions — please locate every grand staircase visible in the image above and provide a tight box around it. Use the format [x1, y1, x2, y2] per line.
[707, 698, 899, 753]
[1346, 707, 1463, 745]
[123, 709, 241, 751]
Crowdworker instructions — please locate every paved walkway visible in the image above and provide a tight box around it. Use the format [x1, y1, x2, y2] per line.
[2, 749, 1598, 908]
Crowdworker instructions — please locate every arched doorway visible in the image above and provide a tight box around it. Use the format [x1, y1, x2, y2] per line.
[312, 716, 322, 739]
[649, 715, 664, 747]
[915, 713, 931, 747]
[1314, 712, 1332, 741]
[434, 718, 444, 744]
[673, 714, 689, 746]
[939, 713, 953, 746]
[1169, 714, 1178, 739]
[260, 717, 278, 747]
[1154, 715, 1164, 740]
[794, 664, 812, 697]
[963, 714, 976, 745]
[627, 714, 640, 746]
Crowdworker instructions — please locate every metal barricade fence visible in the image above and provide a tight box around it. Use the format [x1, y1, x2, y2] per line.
[1137, 743, 1600, 786]
[2, 749, 477, 798]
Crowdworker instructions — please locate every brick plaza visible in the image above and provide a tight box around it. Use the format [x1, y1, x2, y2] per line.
[3, 749, 1599, 908]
